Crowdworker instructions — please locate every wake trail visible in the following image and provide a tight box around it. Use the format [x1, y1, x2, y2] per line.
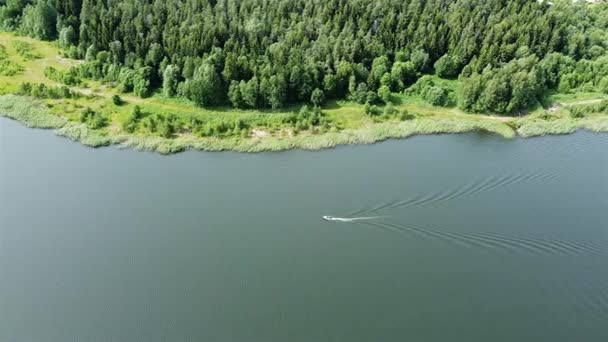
[364, 220, 608, 256]
[349, 169, 563, 217]
[329, 216, 386, 222]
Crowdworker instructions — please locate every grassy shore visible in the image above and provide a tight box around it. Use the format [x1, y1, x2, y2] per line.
[4, 93, 608, 154]
[1, 32, 608, 154]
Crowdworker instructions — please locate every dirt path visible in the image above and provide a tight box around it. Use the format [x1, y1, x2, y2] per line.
[477, 114, 513, 122]
[563, 98, 606, 106]
[548, 98, 606, 112]
[449, 111, 514, 123]
[69, 84, 143, 104]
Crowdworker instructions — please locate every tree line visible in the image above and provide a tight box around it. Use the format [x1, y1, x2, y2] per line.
[1, 0, 608, 114]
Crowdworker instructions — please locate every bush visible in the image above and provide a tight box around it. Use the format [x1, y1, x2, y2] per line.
[399, 109, 416, 121]
[311, 88, 325, 107]
[383, 102, 397, 116]
[349, 82, 369, 104]
[193, 116, 251, 138]
[80, 107, 108, 129]
[569, 107, 586, 118]
[0, 45, 24, 76]
[122, 105, 143, 133]
[18, 82, 79, 99]
[158, 115, 177, 138]
[567, 100, 608, 118]
[366, 91, 379, 104]
[539, 111, 556, 121]
[424, 86, 449, 106]
[12, 41, 41, 60]
[122, 109, 188, 138]
[0, 59, 25, 76]
[406, 75, 451, 107]
[378, 85, 391, 104]
[364, 102, 381, 116]
[434, 54, 460, 79]
[599, 77, 608, 94]
[290, 105, 327, 130]
[44, 66, 81, 85]
[112, 94, 123, 106]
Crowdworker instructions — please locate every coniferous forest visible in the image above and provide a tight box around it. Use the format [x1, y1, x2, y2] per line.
[2, 0, 608, 114]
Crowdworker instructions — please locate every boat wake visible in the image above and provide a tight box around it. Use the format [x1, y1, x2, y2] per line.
[357, 220, 608, 256]
[347, 169, 561, 217]
[323, 215, 384, 222]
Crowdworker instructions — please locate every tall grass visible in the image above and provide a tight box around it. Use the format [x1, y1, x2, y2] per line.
[517, 119, 579, 137]
[581, 117, 608, 133]
[55, 122, 116, 147]
[115, 117, 516, 153]
[0, 94, 66, 128]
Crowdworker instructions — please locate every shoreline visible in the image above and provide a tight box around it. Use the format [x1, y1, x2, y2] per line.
[2, 95, 608, 154]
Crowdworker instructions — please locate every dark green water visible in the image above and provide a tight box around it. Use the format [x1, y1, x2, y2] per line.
[1, 117, 608, 342]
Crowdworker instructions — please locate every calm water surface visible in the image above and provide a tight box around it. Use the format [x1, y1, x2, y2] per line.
[1, 117, 608, 341]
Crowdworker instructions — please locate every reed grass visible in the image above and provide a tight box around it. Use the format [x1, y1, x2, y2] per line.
[0, 94, 66, 128]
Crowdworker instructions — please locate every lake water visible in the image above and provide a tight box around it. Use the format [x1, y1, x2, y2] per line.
[1, 117, 608, 342]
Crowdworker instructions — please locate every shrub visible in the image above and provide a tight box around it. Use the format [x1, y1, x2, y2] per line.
[80, 107, 108, 129]
[366, 91, 379, 104]
[378, 85, 391, 104]
[158, 115, 177, 138]
[407, 75, 451, 107]
[44, 66, 81, 85]
[383, 102, 397, 116]
[434, 54, 460, 79]
[364, 102, 381, 116]
[311, 88, 325, 107]
[12, 41, 41, 60]
[291, 105, 327, 130]
[0, 45, 24, 76]
[122, 105, 143, 133]
[599, 77, 608, 94]
[569, 107, 586, 118]
[568, 100, 608, 118]
[539, 111, 556, 121]
[193, 116, 251, 138]
[424, 86, 449, 106]
[18, 82, 79, 99]
[399, 109, 416, 121]
[349, 82, 369, 104]
[0, 59, 25, 76]
[112, 94, 123, 106]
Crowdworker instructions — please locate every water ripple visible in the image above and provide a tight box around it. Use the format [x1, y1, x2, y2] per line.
[350, 170, 560, 216]
[358, 219, 608, 257]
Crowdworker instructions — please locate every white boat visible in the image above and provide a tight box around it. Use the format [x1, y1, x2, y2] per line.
[323, 215, 338, 221]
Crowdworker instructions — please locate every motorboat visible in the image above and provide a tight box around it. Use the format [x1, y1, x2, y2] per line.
[323, 215, 338, 221]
